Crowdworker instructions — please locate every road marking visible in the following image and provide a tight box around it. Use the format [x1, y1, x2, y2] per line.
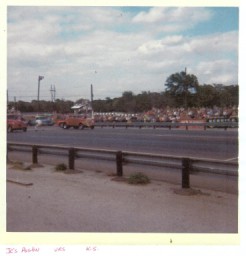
[154, 134, 235, 140]
[225, 157, 238, 162]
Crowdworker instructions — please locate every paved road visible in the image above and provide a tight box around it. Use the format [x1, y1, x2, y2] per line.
[7, 126, 238, 161]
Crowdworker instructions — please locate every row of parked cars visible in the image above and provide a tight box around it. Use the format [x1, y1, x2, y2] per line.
[7, 114, 55, 132]
[8, 112, 238, 133]
[7, 113, 95, 132]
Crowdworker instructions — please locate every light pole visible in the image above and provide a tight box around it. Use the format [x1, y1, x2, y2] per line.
[37, 75, 44, 102]
[37, 75, 44, 112]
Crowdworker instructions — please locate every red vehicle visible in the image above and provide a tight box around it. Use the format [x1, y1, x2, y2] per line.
[7, 114, 27, 132]
[57, 115, 95, 130]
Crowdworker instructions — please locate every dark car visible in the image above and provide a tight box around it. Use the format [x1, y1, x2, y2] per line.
[27, 115, 55, 126]
[36, 116, 54, 126]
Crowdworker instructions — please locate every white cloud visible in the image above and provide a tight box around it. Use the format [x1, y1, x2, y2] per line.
[188, 31, 238, 56]
[133, 7, 212, 32]
[137, 31, 238, 63]
[133, 7, 165, 23]
[137, 35, 184, 55]
[195, 59, 238, 85]
[7, 7, 238, 101]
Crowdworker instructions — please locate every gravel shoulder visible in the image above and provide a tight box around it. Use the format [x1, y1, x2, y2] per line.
[7, 161, 238, 233]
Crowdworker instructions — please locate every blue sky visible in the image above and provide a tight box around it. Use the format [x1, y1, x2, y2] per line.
[193, 7, 239, 35]
[7, 6, 239, 102]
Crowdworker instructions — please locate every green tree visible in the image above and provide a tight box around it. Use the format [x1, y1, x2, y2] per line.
[196, 84, 218, 107]
[120, 91, 136, 112]
[214, 84, 239, 107]
[54, 99, 74, 113]
[165, 70, 199, 107]
[225, 85, 239, 106]
[135, 92, 152, 112]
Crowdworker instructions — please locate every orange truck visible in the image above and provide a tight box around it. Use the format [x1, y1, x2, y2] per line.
[7, 114, 27, 132]
[57, 115, 95, 130]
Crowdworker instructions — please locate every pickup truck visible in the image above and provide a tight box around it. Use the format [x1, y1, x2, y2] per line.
[57, 115, 95, 130]
[7, 114, 27, 132]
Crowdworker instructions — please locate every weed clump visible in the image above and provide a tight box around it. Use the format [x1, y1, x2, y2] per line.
[127, 172, 150, 185]
[55, 163, 67, 171]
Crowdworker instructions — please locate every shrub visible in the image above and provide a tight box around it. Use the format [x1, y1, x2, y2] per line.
[127, 172, 150, 185]
[55, 163, 67, 171]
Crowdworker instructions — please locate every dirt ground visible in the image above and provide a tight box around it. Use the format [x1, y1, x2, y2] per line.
[6, 161, 238, 233]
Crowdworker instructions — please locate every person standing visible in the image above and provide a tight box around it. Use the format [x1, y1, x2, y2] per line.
[35, 119, 42, 131]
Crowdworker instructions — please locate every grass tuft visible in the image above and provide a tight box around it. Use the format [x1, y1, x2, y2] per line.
[127, 172, 150, 185]
[55, 163, 67, 171]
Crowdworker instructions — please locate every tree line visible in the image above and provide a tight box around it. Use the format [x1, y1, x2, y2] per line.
[8, 71, 238, 113]
[93, 84, 238, 113]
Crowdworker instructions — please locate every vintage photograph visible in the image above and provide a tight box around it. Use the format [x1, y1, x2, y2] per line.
[6, 5, 238, 236]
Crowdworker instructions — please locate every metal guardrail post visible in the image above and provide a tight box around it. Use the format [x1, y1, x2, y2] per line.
[32, 145, 38, 164]
[116, 151, 123, 176]
[182, 158, 191, 188]
[68, 148, 75, 170]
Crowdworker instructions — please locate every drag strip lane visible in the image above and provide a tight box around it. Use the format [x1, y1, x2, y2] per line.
[7, 126, 238, 161]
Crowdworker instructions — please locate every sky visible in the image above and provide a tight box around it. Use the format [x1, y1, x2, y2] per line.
[7, 6, 239, 102]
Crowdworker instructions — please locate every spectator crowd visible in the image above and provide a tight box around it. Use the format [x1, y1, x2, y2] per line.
[93, 106, 238, 123]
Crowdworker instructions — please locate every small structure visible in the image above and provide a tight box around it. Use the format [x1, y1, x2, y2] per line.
[71, 99, 93, 117]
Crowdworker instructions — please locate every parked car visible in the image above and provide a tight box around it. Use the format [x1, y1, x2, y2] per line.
[35, 116, 54, 126]
[57, 115, 95, 129]
[28, 115, 54, 126]
[7, 114, 27, 132]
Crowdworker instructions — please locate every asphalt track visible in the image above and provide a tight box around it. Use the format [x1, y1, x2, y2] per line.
[7, 125, 238, 161]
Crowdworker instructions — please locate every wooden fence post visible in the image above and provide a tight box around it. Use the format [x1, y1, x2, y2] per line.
[68, 148, 75, 170]
[116, 151, 123, 176]
[32, 145, 38, 164]
[182, 158, 191, 188]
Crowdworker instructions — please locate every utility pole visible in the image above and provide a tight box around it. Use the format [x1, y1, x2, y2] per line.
[50, 85, 56, 102]
[91, 84, 94, 118]
[184, 67, 188, 108]
[91, 84, 94, 103]
[14, 96, 16, 111]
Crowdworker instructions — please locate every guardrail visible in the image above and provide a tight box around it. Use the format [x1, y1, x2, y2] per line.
[94, 121, 238, 130]
[7, 142, 238, 190]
